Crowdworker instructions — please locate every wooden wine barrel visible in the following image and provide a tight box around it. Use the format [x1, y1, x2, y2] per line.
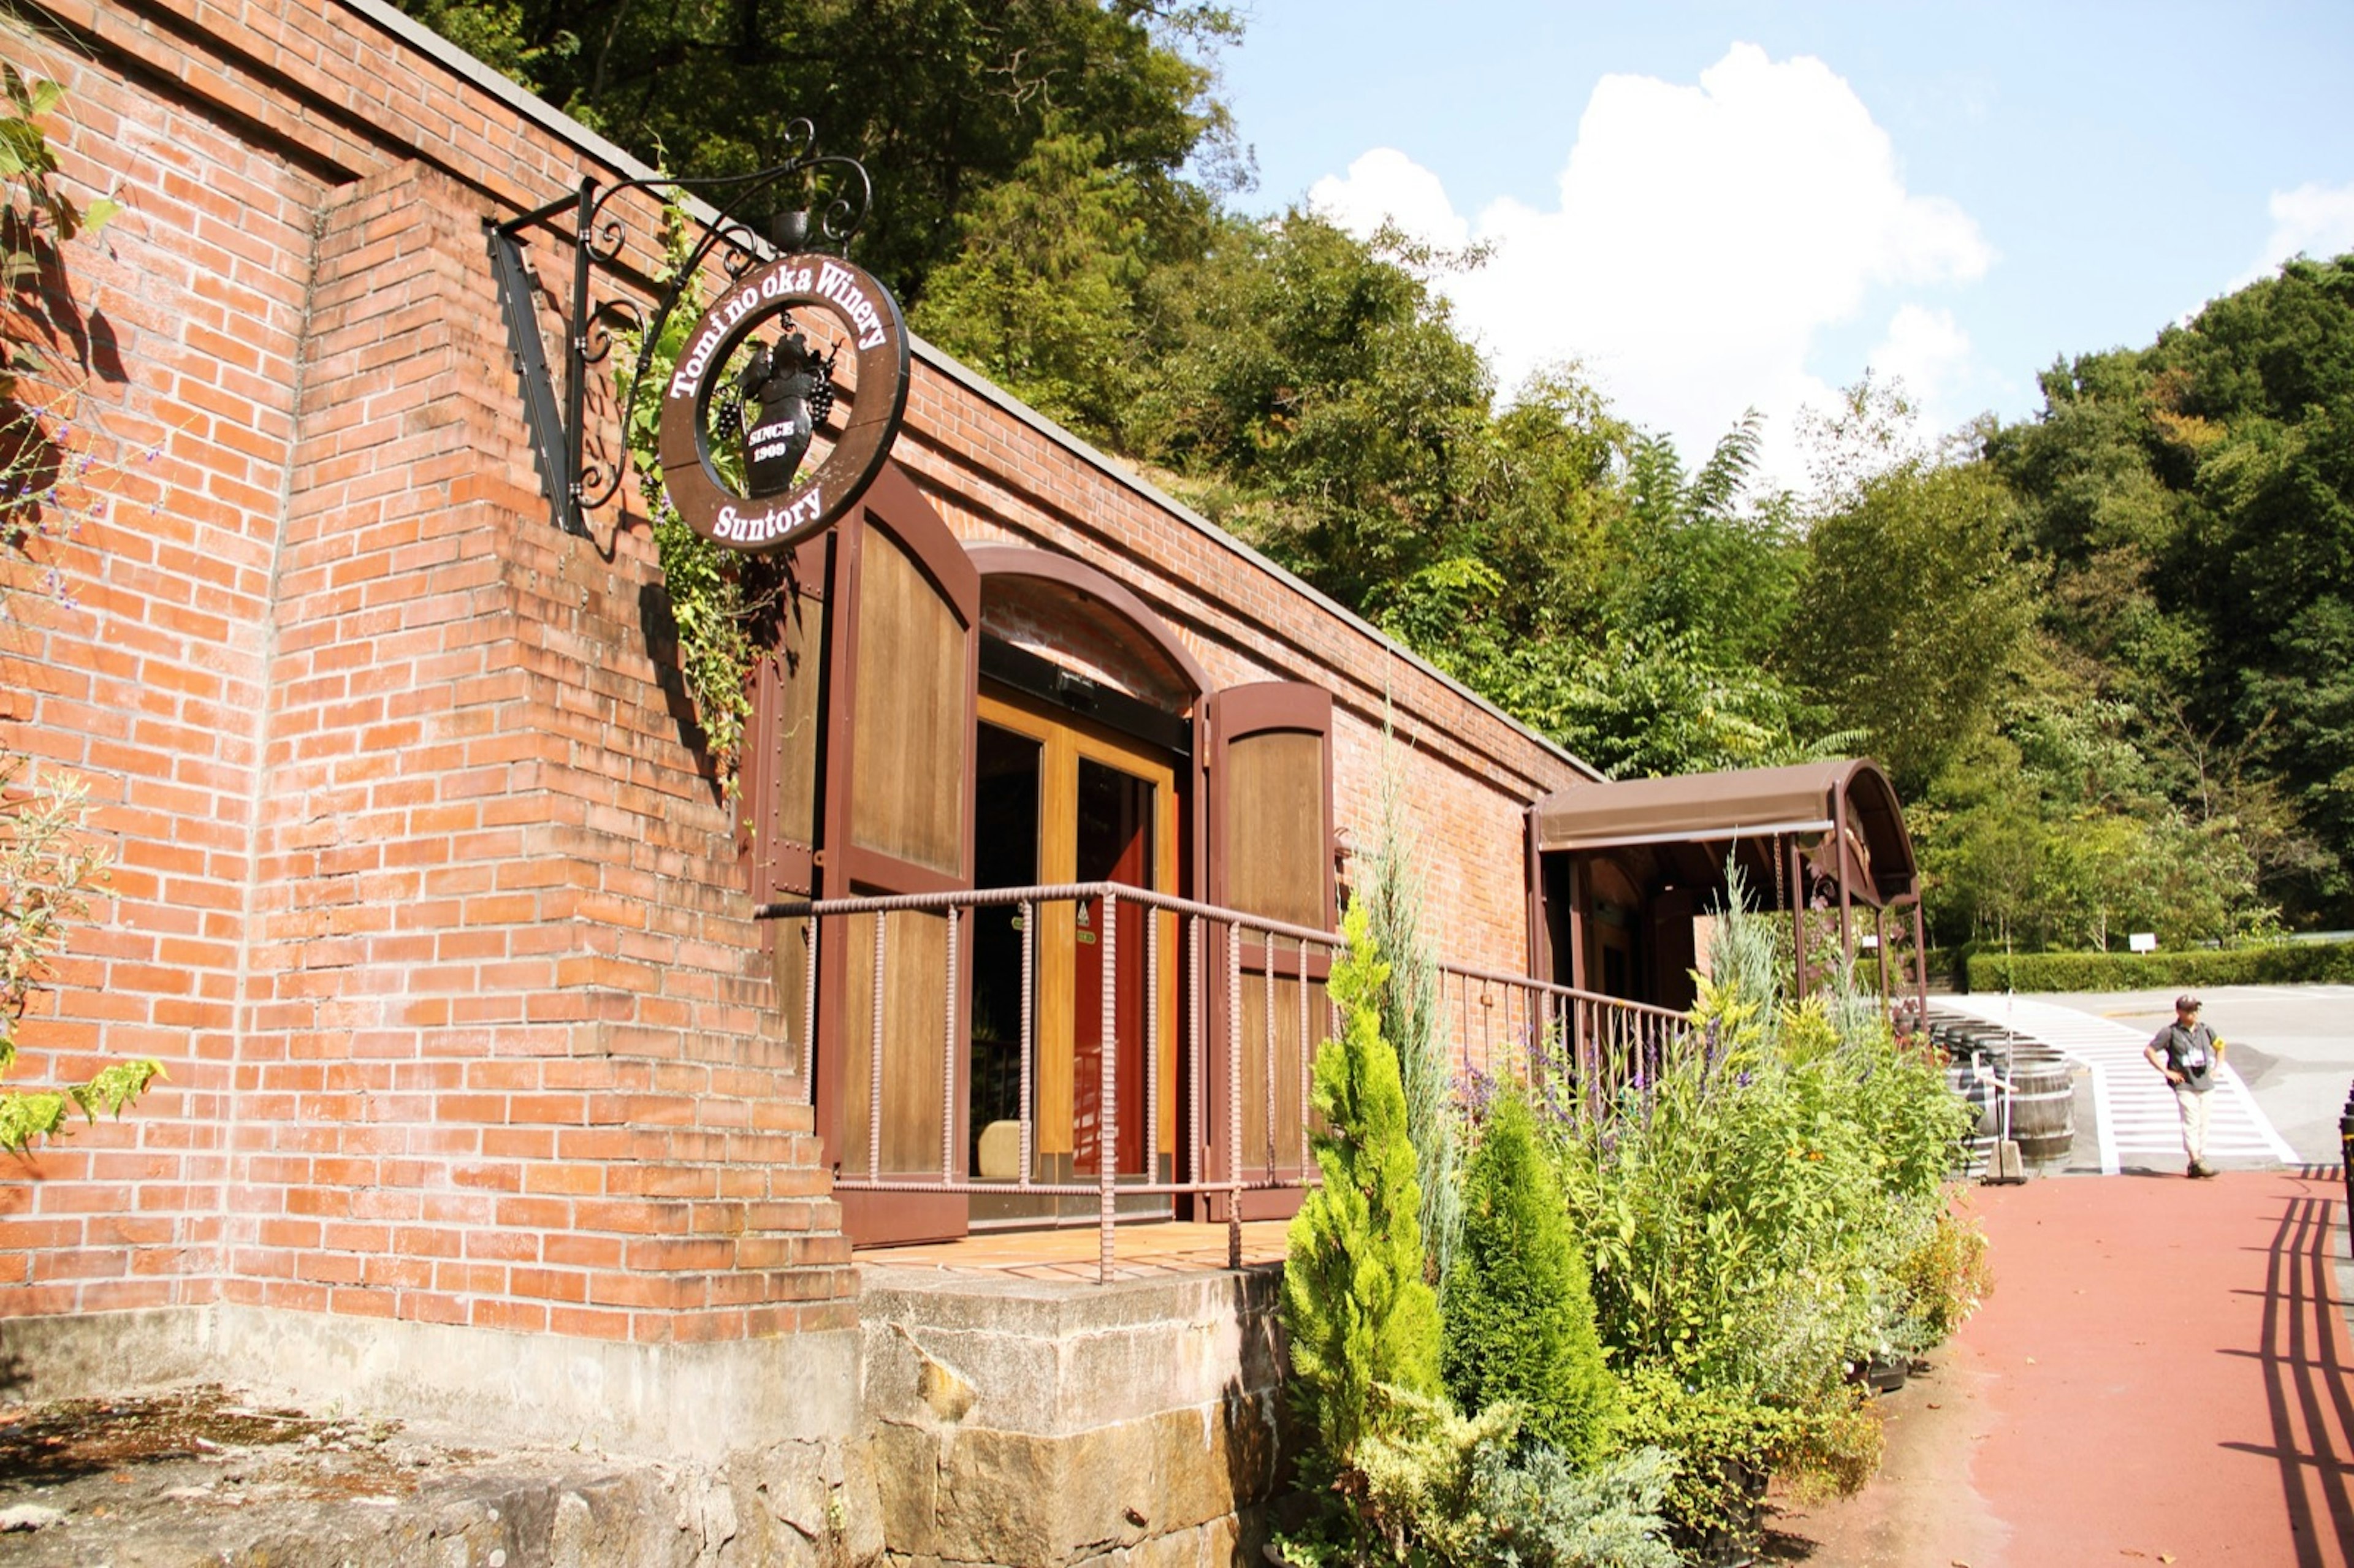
[1945, 1064, 1998, 1140]
[2009, 1057, 2076, 1164]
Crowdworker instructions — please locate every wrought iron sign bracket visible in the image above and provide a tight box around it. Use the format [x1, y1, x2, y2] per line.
[486, 120, 875, 539]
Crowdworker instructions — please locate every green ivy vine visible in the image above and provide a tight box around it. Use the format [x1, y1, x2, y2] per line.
[612, 199, 764, 794]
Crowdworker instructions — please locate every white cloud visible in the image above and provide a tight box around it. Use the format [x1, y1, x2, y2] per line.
[2228, 180, 2354, 291]
[1309, 148, 1469, 250]
[1867, 304, 1973, 407]
[1307, 43, 1995, 488]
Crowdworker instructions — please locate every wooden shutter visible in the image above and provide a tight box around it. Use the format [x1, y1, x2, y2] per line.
[741, 536, 831, 1086]
[1202, 681, 1335, 1219]
[812, 462, 978, 1244]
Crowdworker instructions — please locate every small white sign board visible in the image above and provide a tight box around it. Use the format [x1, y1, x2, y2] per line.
[2128, 932, 2158, 953]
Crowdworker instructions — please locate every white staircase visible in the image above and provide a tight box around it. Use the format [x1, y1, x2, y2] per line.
[1938, 994, 2296, 1174]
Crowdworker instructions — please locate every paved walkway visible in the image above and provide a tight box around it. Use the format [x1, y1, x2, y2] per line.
[1780, 1168, 2354, 1566]
[1941, 992, 2298, 1172]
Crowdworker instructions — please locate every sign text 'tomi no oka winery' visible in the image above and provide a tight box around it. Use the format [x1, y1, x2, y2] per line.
[657, 253, 910, 555]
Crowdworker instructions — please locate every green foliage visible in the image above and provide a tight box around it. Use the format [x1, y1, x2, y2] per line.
[1611, 1366, 1790, 1561]
[1538, 891, 1974, 1551]
[1785, 455, 2033, 795]
[1442, 1091, 1617, 1466]
[1282, 900, 1444, 1469]
[4, 65, 149, 588]
[912, 122, 1154, 443]
[1984, 253, 2354, 925]
[1132, 213, 1496, 611]
[1472, 626, 1834, 781]
[1, 63, 118, 307]
[610, 198, 758, 787]
[1890, 1206, 1993, 1347]
[1357, 750, 1461, 1296]
[1772, 1384, 1886, 1503]
[1, 758, 162, 1154]
[1460, 1440, 1681, 1568]
[1273, 1388, 1678, 1568]
[397, 0, 1238, 310]
[1962, 937, 2354, 994]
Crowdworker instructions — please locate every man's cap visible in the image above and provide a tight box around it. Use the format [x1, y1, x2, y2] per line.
[2176, 994, 2202, 1013]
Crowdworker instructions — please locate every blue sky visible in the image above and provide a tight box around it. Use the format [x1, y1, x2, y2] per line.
[1211, 2, 2354, 483]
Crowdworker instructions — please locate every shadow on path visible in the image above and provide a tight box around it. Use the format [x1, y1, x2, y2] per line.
[2229, 1174, 2354, 1566]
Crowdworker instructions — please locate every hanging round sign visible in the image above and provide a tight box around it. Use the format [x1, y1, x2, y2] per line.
[655, 251, 910, 555]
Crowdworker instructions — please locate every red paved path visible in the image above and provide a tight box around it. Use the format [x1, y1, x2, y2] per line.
[1783, 1168, 2354, 1566]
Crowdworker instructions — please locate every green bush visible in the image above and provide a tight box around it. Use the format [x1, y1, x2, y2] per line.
[1461, 1440, 1681, 1568]
[1275, 1390, 1678, 1568]
[1545, 882, 1975, 1559]
[1962, 938, 2354, 993]
[1775, 1385, 1886, 1502]
[1613, 1366, 1789, 1562]
[1556, 982, 1969, 1399]
[1891, 1206, 1994, 1348]
[1443, 1091, 1618, 1465]
[1282, 900, 1444, 1471]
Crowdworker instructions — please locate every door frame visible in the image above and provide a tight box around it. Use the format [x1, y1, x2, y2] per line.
[975, 687, 1182, 1192]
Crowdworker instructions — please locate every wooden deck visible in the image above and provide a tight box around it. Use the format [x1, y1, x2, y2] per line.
[853, 1219, 1292, 1282]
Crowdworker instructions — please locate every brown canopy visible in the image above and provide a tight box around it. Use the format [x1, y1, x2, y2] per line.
[1533, 758, 1918, 906]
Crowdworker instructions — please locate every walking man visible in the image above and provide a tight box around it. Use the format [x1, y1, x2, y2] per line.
[2144, 994, 2225, 1178]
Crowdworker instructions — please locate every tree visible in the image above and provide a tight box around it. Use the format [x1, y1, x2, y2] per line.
[1786, 457, 2032, 794]
[1124, 212, 1496, 610]
[1986, 255, 2354, 923]
[1441, 1090, 1617, 1466]
[394, 0, 1239, 308]
[1281, 900, 1444, 1469]
[911, 123, 1154, 444]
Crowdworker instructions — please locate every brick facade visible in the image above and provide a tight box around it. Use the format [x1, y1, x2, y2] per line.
[1, 0, 1590, 1374]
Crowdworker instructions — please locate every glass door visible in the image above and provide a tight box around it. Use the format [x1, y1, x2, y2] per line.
[969, 690, 1179, 1225]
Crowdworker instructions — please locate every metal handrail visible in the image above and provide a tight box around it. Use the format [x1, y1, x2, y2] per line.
[757, 883, 1698, 1280]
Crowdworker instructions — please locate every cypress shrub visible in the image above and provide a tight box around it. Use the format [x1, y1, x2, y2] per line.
[1282, 901, 1445, 1467]
[1362, 753, 1462, 1297]
[1441, 1089, 1618, 1465]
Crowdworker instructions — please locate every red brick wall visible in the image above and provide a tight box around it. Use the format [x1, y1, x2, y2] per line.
[1, 9, 852, 1340]
[1, 23, 330, 1315]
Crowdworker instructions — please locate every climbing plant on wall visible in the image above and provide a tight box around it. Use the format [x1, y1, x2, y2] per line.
[609, 197, 763, 793]
[1, 63, 160, 1151]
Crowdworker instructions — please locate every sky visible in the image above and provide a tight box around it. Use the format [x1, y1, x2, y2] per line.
[1211, 2, 2354, 487]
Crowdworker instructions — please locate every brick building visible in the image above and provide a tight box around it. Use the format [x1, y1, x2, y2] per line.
[0, 0, 1922, 1556]
[1, 0, 1601, 1483]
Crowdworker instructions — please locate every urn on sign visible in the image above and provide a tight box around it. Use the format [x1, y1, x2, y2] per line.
[734, 322, 836, 497]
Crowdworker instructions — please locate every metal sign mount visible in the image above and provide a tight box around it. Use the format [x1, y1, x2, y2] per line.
[486, 119, 886, 541]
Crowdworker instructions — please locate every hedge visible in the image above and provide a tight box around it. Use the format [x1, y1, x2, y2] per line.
[1962, 940, 2354, 994]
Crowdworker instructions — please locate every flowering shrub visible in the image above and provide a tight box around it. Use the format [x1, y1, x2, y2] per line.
[1546, 888, 1979, 1554]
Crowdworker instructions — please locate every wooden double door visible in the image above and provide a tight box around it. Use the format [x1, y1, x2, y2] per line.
[741, 463, 1338, 1245]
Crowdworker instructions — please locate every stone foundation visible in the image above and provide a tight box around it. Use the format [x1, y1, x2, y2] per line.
[855, 1262, 1293, 1568]
[0, 1259, 1296, 1566]
[0, 1303, 859, 1463]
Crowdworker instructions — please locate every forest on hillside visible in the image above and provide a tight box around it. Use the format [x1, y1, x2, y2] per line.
[408, 0, 2354, 947]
